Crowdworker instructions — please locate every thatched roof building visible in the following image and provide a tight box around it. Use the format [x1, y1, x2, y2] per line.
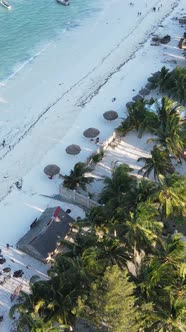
[17, 207, 74, 262]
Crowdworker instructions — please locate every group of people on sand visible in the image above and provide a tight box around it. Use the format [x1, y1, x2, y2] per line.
[129, 2, 163, 16]
[153, 4, 162, 12]
[1, 139, 11, 150]
[90, 137, 100, 144]
[0, 248, 11, 287]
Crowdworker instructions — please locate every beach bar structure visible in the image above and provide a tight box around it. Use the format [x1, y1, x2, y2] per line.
[17, 207, 74, 262]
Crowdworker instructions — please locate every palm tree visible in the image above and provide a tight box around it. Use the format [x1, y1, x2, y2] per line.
[9, 291, 37, 331]
[136, 233, 186, 332]
[10, 263, 84, 331]
[9, 286, 69, 332]
[171, 73, 186, 104]
[117, 99, 158, 137]
[169, 66, 186, 104]
[138, 145, 174, 182]
[151, 173, 186, 221]
[155, 96, 182, 129]
[133, 178, 158, 205]
[124, 201, 163, 258]
[143, 296, 186, 332]
[158, 66, 170, 91]
[152, 66, 170, 91]
[100, 163, 136, 206]
[138, 111, 159, 138]
[57, 226, 98, 259]
[148, 97, 185, 162]
[63, 162, 94, 190]
[41, 255, 91, 329]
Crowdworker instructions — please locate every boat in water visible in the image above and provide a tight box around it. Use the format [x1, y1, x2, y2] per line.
[0, 0, 11, 9]
[56, 0, 70, 6]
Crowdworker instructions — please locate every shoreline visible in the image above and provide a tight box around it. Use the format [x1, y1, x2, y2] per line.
[0, 1, 185, 329]
[0, 0, 185, 244]
[0, 0, 103, 83]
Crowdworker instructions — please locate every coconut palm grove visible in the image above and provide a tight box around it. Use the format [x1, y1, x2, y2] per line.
[10, 66, 186, 331]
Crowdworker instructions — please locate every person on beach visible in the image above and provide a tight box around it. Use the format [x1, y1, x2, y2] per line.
[2, 140, 5, 147]
[95, 137, 100, 144]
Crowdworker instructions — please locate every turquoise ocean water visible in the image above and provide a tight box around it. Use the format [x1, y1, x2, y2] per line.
[0, 0, 102, 81]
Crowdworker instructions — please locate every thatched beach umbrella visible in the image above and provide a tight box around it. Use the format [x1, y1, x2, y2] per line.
[147, 71, 161, 83]
[83, 127, 100, 138]
[152, 71, 161, 78]
[44, 164, 60, 178]
[132, 94, 143, 102]
[103, 110, 118, 121]
[126, 101, 134, 108]
[66, 144, 81, 155]
[145, 82, 153, 90]
[147, 76, 154, 83]
[139, 88, 150, 96]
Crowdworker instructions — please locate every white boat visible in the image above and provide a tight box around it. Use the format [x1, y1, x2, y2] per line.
[56, 0, 70, 6]
[0, 0, 11, 9]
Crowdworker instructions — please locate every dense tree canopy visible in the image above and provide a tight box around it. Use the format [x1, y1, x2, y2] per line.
[10, 66, 186, 332]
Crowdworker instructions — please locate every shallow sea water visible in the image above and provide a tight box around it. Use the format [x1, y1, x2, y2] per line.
[0, 0, 102, 80]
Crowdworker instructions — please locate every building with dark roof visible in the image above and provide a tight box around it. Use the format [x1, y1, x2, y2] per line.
[17, 207, 74, 262]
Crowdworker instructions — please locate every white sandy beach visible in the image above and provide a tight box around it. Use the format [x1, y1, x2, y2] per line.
[0, 0, 185, 248]
[0, 0, 186, 329]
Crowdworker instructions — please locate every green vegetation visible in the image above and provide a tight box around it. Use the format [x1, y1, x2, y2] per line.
[10, 66, 186, 331]
[150, 66, 186, 105]
[91, 150, 104, 163]
[11, 163, 186, 332]
[138, 145, 175, 181]
[147, 97, 185, 162]
[62, 162, 94, 190]
[117, 98, 157, 137]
